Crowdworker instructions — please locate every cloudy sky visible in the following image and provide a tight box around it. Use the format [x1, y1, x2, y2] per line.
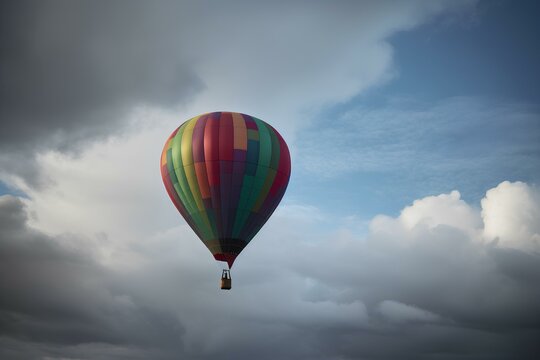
[1, 1, 540, 359]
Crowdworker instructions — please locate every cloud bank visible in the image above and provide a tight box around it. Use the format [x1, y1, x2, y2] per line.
[0, 0, 477, 186]
[2, 180, 539, 359]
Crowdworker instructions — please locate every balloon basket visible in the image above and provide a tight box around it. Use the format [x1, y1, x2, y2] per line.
[221, 269, 231, 290]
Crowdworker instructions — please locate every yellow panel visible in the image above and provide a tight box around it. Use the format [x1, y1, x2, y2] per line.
[184, 164, 213, 237]
[184, 164, 204, 211]
[232, 113, 247, 150]
[181, 116, 199, 166]
[232, 112, 244, 127]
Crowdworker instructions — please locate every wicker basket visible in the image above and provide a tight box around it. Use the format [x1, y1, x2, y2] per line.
[221, 270, 231, 290]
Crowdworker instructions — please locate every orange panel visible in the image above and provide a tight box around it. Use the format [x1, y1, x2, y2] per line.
[195, 162, 211, 199]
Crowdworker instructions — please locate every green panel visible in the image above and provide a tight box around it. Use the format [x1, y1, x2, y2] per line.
[170, 123, 212, 241]
[254, 168, 277, 211]
[205, 208, 219, 240]
[252, 127, 280, 210]
[190, 211, 209, 240]
[268, 127, 281, 170]
[251, 166, 268, 197]
[232, 175, 254, 237]
[253, 118, 272, 168]
[236, 175, 254, 209]
[193, 210, 214, 241]
[232, 209, 251, 238]
[167, 129, 196, 215]
[174, 165, 197, 214]
[166, 149, 179, 186]
[171, 124, 198, 215]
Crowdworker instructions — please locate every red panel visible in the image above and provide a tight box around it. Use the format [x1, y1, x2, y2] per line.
[209, 185, 222, 235]
[276, 130, 291, 177]
[219, 160, 233, 237]
[205, 113, 222, 187]
[192, 115, 208, 162]
[195, 162, 211, 199]
[204, 113, 220, 161]
[268, 168, 287, 196]
[245, 115, 258, 129]
[219, 112, 234, 160]
[206, 160, 220, 186]
[214, 253, 237, 268]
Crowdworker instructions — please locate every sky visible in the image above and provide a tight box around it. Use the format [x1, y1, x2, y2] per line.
[0, 1, 539, 359]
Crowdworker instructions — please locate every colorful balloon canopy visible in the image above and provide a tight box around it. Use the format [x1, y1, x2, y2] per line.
[161, 112, 291, 268]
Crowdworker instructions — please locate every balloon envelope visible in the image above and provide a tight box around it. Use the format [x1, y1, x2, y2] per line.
[161, 112, 291, 268]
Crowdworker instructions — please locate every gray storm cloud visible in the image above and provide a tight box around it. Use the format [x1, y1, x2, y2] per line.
[1, 181, 539, 359]
[0, 0, 200, 186]
[0, 0, 476, 186]
[0, 0, 202, 152]
[0, 196, 185, 360]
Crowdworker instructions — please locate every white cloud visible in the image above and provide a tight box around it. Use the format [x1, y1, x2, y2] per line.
[184, 1, 478, 138]
[399, 190, 482, 234]
[369, 190, 483, 245]
[482, 181, 540, 251]
[3, 180, 540, 359]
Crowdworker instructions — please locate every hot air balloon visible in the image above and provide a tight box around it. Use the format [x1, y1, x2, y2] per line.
[160, 112, 291, 289]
